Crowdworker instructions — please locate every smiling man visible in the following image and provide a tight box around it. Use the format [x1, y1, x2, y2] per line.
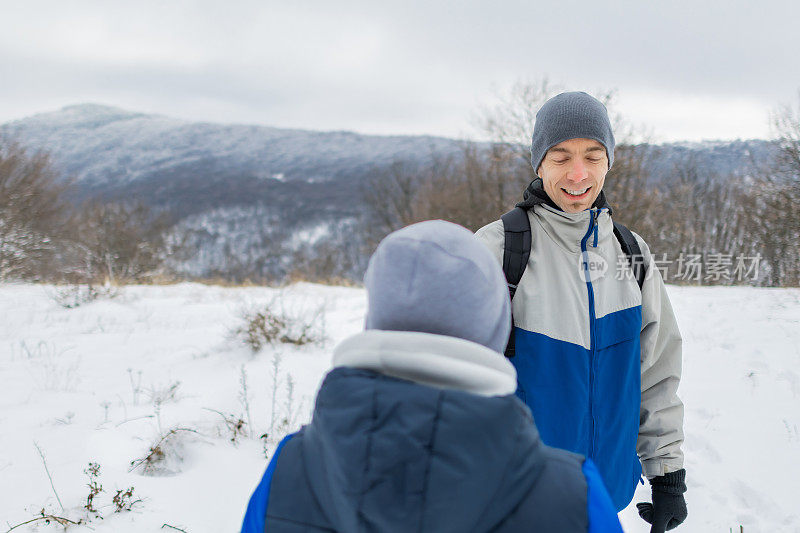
[476, 92, 688, 532]
[540, 137, 608, 212]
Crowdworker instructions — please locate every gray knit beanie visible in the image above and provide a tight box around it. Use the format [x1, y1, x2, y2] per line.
[530, 91, 615, 174]
[364, 220, 511, 354]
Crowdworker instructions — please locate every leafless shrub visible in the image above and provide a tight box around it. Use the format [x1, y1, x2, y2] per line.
[112, 486, 140, 512]
[235, 301, 326, 353]
[9, 461, 143, 530]
[262, 353, 307, 455]
[34, 442, 65, 513]
[145, 381, 182, 435]
[239, 365, 254, 438]
[205, 407, 248, 444]
[50, 283, 120, 308]
[144, 380, 182, 405]
[17, 340, 59, 360]
[129, 427, 198, 476]
[272, 374, 304, 439]
[3, 509, 84, 532]
[0, 449, 129, 533]
[127, 368, 143, 405]
[266, 353, 282, 446]
[100, 401, 112, 423]
[25, 342, 81, 392]
[83, 462, 102, 516]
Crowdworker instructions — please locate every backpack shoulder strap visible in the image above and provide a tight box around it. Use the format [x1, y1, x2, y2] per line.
[500, 207, 531, 358]
[612, 221, 647, 291]
[501, 207, 532, 299]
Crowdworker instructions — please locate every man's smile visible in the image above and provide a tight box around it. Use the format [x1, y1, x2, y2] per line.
[561, 186, 592, 200]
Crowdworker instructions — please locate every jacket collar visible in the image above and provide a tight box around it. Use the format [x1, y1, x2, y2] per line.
[516, 177, 613, 214]
[516, 178, 614, 254]
[333, 330, 517, 397]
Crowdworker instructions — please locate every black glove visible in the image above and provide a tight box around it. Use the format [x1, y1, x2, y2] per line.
[636, 469, 687, 533]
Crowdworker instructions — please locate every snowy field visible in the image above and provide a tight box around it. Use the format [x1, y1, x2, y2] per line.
[1, 282, 799, 532]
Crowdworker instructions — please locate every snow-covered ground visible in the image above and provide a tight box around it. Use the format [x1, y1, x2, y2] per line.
[1, 282, 798, 532]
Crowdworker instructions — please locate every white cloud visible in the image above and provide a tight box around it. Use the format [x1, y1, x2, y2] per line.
[618, 90, 772, 142]
[0, 0, 798, 141]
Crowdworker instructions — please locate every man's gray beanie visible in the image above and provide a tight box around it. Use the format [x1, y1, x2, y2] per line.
[364, 220, 511, 354]
[530, 91, 615, 174]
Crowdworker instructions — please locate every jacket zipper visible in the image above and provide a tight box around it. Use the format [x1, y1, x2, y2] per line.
[581, 209, 600, 458]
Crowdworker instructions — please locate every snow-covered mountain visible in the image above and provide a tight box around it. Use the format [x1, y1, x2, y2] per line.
[2, 103, 461, 188]
[2, 104, 778, 204]
[1, 104, 463, 219]
[644, 138, 777, 182]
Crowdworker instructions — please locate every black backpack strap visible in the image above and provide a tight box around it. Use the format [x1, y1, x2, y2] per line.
[500, 207, 531, 358]
[612, 221, 647, 291]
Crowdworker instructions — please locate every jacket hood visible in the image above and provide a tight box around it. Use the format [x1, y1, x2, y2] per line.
[300, 365, 547, 532]
[333, 330, 517, 396]
[516, 177, 612, 214]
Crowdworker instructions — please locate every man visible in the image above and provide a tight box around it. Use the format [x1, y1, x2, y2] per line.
[242, 220, 623, 532]
[475, 92, 687, 531]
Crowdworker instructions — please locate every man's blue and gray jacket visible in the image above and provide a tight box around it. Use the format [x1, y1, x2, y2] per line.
[241, 330, 623, 532]
[475, 181, 685, 511]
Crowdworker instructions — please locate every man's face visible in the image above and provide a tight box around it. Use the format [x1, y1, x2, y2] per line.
[537, 138, 609, 213]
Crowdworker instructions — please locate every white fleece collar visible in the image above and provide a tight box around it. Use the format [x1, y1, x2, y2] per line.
[333, 330, 517, 397]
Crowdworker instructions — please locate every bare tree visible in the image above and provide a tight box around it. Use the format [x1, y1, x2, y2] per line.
[602, 143, 659, 232]
[361, 159, 427, 238]
[756, 90, 800, 286]
[66, 201, 179, 284]
[360, 139, 534, 249]
[771, 90, 800, 174]
[412, 142, 532, 231]
[288, 222, 366, 284]
[0, 139, 71, 281]
[473, 78, 564, 168]
[473, 79, 626, 164]
[362, 79, 565, 238]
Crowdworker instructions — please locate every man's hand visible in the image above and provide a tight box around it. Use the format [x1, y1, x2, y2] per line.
[636, 469, 687, 532]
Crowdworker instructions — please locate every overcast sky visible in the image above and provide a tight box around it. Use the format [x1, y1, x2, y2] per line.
[2, 0, 799, 142]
